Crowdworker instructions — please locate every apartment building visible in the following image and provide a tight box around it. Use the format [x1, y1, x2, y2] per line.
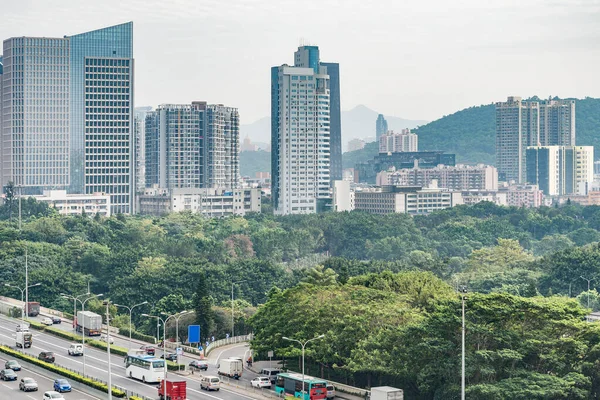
[378, 129, 418, 153]
[377, 164, 498, 191]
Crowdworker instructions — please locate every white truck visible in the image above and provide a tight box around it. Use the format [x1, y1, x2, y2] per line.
[16, 331, 32, 348]
[370, 386, 404, 400]
[218, 358, 243, 379]
[76, 311, 102, 336]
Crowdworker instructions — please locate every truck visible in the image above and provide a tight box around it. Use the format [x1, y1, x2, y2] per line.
[76, 311, 102, 336]
[370, 386, 404, 400]
[26, 302, 40, 317]
[218, 358, 243, 379]
[16, 331, 32, 348]
[158, 380, 187, 400]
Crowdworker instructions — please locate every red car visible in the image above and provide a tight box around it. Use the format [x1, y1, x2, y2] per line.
[140, 345, 155, 355]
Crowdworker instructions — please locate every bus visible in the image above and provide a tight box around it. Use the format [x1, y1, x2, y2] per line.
[125, 354, 165, 383]
[275, 372, 327, 400]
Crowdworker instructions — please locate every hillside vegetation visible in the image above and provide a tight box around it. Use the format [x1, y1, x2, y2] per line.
[343, 97, 600, 169]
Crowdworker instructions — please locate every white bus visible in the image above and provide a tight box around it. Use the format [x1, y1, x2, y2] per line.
[125, 354, 164, 383]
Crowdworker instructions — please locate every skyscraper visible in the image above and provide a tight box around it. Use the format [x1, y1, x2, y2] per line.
[205, 104, 240, 189]
[376, 114, 388, 141]
[293, 46, 342, 182]
[134, 106, 153, 193]
[496, 96, 576, 184]
[272, 48, 331, 215]
[145, 103, 205, 189]
[1, 22, 134, 214]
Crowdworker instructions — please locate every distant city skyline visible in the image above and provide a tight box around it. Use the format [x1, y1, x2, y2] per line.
[1, 0, 596, 124]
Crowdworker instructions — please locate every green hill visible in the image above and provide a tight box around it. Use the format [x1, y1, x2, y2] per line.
[240, 150, 271, 177]
[343, 97, 600, 168]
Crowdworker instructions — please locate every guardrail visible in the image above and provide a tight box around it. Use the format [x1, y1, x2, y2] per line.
[205, 334, 253, 356]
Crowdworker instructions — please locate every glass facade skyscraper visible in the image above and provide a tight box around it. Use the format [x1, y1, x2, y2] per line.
[68, 22, 134, 214]
[1, 22, 134, 214]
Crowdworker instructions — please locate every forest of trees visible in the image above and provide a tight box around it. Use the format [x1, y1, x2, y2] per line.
[5, 198, 600, 397]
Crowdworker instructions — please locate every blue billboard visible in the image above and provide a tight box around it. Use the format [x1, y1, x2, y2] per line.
[188, 325, 200, 344]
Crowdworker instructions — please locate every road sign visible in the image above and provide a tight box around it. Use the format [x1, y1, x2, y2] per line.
[268, 351, 274, 358]
[188, 325, 200, 343]
[176, 347, 183, 355]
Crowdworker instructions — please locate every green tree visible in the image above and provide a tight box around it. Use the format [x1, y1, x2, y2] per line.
[302, 265, 337, 286]
[193, 272, 214, 343]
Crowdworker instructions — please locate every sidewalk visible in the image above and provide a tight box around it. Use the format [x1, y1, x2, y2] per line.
[248, 360, 368, 400]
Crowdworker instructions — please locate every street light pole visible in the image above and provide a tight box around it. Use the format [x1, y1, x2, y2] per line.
[24, 249, 28, 319]
[104, 301, 113, 400]
[115, 301, 148, 348]
[161, 311, 191, 372]
[5, 282, 41, 340]
[459, 286, 468, 400]
[282, 335, 325, 398]
[581, 276, 595, 309]
[231, 280, 245, 337]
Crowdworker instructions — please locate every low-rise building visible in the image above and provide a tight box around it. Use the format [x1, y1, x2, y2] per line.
[32, 190, 111, 217]
[377, 164, 498, 191]
[354, 182, 463, 215]
[461, 190, 508, 206]
[138, 186, 261, 217]
[498, 183, 543, 208]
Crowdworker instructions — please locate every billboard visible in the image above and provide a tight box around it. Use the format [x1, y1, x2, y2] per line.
[188, 325, 200, 344]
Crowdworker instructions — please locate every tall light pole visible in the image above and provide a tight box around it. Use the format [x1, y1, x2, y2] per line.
[18, 184, 22, 231]
[459, 286, 468, 400]
[161, 311, 191, 371]
[231, 280, 245, 337]
[104, 301, 113, 400]
[62, 293, 102, 376]
[114, 301, 148, 348]
[282, 335, 325, 397]
[4, 282, 41, 330]
[581, 276, 595, 309]
[143, 311, 188, 398]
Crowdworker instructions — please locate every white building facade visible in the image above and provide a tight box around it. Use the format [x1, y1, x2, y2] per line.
[377, 164, 498, 191]
[32, 190, 110, 216]
[378, 129, 418, 153]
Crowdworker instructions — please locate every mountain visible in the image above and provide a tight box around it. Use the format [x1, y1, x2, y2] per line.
[343, 97, 600, 169]
[240, 150, 271, 177]
[240, 105, 428, 149]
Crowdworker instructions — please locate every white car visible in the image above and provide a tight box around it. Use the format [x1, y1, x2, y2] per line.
[100, 334, 114, 344]
[251, 377, 272, 388]
[41, 317, 53, 326]
[43, 391, 65, 399]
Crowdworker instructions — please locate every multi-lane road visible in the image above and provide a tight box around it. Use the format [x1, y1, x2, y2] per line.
[0, 314, 267, 400]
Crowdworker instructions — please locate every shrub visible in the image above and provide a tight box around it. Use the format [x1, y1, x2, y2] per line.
[0, 345, 126, 397]
[118, 327, 156, 344]
[87, 340, 128, 356]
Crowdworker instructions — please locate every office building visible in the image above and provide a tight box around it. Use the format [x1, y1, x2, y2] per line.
[376, 114, 388, 142]
[1, 22, 134, 214]
[271, 47, 332, 215]
[32, 190, 110, 217]
[134, 106, 152, 193]
[379, 129, 418, 153]
[205, 104, 240, 189]
[138, 186, 261, 217]
[356, 151, 456, 184]
[526, 146, 593, 196]
[347, 139, 365, 152]
[145, 103, 205, 189]
[377, 164, 498, 191]
[496, 96, 576, 183]
[354, 183, 463, 215]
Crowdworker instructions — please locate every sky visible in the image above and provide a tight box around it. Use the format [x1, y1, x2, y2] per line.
[1, 0, 599, 124]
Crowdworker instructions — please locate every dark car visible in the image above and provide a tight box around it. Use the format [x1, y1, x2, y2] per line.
[0, 368, 17, 381]
[5, 360, 21, 371]
[140, 345, 155, 355]
[189, 360, 209, 371]
[51, 316, 62, 324]
[38, 351, 55, 363]
[161, 352, 177, 362]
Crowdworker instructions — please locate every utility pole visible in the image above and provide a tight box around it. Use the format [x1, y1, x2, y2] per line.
[460, 286, 468, 400]
[105, 301, 112, 400]
[25, 249, 28, 319]
[231, 280, 245, 337]
[581, 276, 595, 309]
[18, 184, 22, 231]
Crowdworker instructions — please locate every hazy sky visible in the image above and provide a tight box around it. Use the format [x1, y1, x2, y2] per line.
[2, 0, 598, 123]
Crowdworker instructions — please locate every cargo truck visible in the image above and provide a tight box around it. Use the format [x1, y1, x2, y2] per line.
[218, 358, 243, 379]
[16, 331, 32, 348]
[158, 380, 187, 400]
[26, 302, 40, 317]
[76, 311, 102, 336]
[370, 386, 404, 400]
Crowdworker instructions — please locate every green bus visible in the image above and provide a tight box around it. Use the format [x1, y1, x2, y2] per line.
[274, 372, 327, 400]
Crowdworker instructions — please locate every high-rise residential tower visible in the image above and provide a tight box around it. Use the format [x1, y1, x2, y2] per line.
[1, 22, 134, 214]
[205, 104, 240, 189]
[376, 114, 388, 142]
[496, 96, 576, 184]
[145, 103, 205, 189]
[272, 46, 332, 215]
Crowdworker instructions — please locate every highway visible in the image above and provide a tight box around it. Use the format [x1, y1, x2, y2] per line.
[0, 351, 100, 400]
[0, 314, 266, 400]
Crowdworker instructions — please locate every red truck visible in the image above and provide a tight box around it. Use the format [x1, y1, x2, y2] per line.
[158, 380, 187, 400]
[26, 302, 40, 317]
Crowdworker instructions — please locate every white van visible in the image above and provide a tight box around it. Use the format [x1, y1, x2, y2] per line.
[200, 376, 220, 391]
[260, 368, 281, 383]
[16, 323, 30, 332]
[68, 343, 83, 356]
